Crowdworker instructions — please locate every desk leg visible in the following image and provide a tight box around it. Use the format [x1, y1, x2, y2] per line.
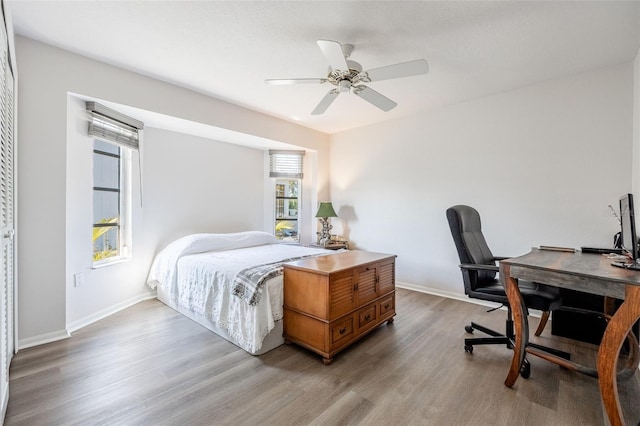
[501, 263, 529, 387]
[598, 285, 640, 426]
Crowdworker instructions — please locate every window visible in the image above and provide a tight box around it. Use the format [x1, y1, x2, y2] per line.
[93, 139, 129, 264]
[269, 150, 304, 242]
[87, 101, 142, 266]
[275, 179, 300, 242]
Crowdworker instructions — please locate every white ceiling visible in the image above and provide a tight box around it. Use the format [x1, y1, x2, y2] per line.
[8, 1, 640, 134]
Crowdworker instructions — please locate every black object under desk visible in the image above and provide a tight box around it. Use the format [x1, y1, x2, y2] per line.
[552, 288, 639, 348]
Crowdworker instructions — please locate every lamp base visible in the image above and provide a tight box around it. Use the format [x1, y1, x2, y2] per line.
[317, 217, 333, 247]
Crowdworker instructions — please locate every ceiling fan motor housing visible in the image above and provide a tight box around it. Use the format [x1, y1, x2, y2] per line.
[328, 60, 365, 88]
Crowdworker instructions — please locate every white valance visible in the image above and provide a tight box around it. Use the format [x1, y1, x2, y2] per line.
[86, 101, 143, 150]
[269, 150, 305, 179]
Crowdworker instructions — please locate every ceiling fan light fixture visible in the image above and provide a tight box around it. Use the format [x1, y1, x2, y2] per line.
[338, 80, 351, 93]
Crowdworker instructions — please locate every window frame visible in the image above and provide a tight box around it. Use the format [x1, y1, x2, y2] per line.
[274, 178, 301, 243]
[92, 139, 132, 267]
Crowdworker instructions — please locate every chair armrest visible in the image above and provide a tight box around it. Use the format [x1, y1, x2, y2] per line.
[493, 256, 510, 261]
[459, 263, 499, 272]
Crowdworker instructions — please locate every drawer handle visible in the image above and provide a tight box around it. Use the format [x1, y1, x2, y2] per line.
[364, 314, 371, 321]
[384, 303, 390, 309]
[339, 327, 347, 335]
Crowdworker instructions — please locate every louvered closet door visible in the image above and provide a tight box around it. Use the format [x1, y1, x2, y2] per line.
[0, 11, 14, 405]
[2, 68, 14, 366]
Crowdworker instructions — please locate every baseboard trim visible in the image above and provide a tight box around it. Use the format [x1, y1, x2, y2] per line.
[397, 281, 495, 307]
[18, 284, 540, 350]
[396, 281, 542, 318]
[17, 291, 157, 351]
[18, 329, 71, 350]
[67, 291, 157, 333]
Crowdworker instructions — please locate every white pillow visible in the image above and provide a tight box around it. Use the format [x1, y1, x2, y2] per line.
[170, 231, 279, 256]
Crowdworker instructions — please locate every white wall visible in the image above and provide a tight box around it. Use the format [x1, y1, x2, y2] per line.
[633, 48, 640, 199]
[66, 96, 146, 330]
[17, 36, 329, 346]
[141, 128, 266, 248]
[330, 63, 634, 297]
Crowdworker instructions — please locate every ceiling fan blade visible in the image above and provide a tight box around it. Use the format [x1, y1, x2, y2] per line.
[265, 78, 327, 85]
[364, 59, 429, 82]
[311, 89, 340, 115]
[354, 86, 397, 112]
[317, 39, 349, 71]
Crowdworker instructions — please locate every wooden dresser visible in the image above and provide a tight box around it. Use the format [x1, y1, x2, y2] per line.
[283, 250, 396, 364]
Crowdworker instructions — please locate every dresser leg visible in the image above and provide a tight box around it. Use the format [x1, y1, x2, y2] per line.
[387, 317, 395, 324]
[322, 357, 333, 365]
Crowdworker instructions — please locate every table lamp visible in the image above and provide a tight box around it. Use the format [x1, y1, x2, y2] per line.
[316, 202, 338, 246]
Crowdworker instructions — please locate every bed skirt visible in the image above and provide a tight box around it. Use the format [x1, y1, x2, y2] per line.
[156, 286, 284, 355]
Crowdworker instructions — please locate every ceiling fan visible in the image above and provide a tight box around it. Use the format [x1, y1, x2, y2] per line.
[265, 40, 429, 115]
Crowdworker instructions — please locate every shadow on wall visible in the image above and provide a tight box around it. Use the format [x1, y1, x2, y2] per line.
[337, 205, 357, 246]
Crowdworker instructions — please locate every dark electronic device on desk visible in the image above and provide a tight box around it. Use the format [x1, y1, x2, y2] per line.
[610, 193, 640, 270]
[580, 246, 624, 255]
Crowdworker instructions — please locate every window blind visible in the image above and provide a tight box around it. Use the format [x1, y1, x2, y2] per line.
[269, 150, 305, 179]
[86, 101, 144, 150]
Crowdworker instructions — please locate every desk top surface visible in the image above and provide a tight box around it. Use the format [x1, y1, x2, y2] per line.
[502, 248, 640, 289]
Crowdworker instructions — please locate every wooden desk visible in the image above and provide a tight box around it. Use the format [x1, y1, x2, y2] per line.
[500, 249, 640, 426]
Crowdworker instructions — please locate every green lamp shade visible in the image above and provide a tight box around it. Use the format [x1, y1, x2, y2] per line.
[315, 202, 338, 218]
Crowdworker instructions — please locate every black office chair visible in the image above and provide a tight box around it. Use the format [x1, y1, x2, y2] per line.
[446, 205, 568, 377]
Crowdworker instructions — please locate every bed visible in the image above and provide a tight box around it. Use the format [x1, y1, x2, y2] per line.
[147, 231, 333, 354]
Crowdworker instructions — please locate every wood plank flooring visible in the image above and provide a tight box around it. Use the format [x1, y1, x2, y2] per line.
[5, 289, 639, 425]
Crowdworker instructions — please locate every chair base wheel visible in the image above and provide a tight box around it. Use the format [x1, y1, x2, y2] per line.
[520, 359, 531, 379]
[465, 325, 474, 334]
[464, 344, 473, 354]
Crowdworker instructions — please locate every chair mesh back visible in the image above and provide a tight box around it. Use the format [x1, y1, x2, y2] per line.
[446, 205, 497, 288]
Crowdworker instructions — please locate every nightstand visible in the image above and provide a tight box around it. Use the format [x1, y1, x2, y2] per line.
[310, 242, 349, 250]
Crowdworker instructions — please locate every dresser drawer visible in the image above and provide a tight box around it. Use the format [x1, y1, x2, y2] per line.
[357, 304, 377, 330]
[379, 293, 395, 317]
[331, 316, 354, 345]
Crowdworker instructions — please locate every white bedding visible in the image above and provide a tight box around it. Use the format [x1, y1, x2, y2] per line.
[147, 232, 331, 353]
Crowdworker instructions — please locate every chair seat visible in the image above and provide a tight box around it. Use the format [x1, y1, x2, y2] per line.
[470, 279, 562, 312]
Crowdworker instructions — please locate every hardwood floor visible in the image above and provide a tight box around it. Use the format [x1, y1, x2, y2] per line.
[5, 289, 639, 425]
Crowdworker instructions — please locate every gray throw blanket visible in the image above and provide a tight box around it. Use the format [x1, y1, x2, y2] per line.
[232, 253, 324, 306]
